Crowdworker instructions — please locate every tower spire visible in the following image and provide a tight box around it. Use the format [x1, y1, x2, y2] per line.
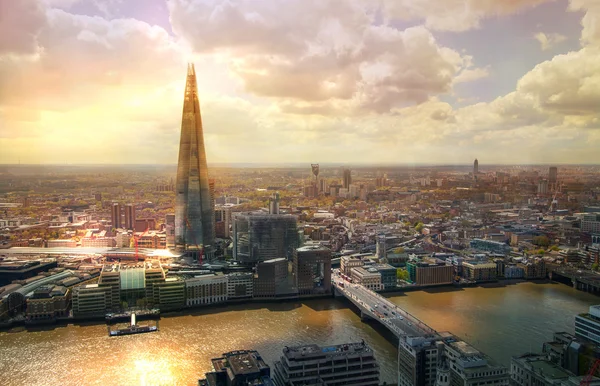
[175, 63, 215, 262]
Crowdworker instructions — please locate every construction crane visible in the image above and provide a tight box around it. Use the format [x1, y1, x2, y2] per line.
[133, 228, 150, 262]
[581, 358, 600, 385]
[185, 217, 203, 265]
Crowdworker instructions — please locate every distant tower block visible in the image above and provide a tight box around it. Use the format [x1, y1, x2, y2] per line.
[474, 158, 479, 174]
[311, 164, 320, 191]
[376, 234, 387, 262]
[269, 192, 280, 215]
[549, 166, 558, 191]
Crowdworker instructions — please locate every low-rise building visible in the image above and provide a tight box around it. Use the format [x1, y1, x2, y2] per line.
[470, 239, 511, 254]
[406, 258, 454, 286]
[505, 265, 525, 279]
[575, 305, 600, 345]
[199, 350, 274, 386]
[462, 261, 497, 282]
[185, 274, 228, 307]
[153, 277, 185, 311]
[227, 272, 253, 300]
[26, 285, 71, 321]
[351, 267, 383, 291]
[273, 342, 380, 386]
[47, 239, 77, 248]
[510, 353, 600, 385]
[370, 263, 397, 290]
[72, 284, 112, 318]
[341, 255, 363, 276]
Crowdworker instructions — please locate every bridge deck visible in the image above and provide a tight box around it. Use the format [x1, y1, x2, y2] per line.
[333, 272, 437, 338]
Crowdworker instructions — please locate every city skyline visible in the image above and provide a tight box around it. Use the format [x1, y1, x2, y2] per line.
[1, 0, 600, 165]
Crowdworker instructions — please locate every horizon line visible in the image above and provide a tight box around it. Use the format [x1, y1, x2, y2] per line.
[1, 162, 599, 167]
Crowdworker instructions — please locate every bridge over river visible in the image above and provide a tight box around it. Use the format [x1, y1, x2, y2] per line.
[332, 271, 438, 340]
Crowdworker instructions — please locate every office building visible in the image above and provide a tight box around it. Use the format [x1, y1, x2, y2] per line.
[253, 258, 296, 298]
[98, 264, 121, 311]
[473, 159, 478, 175]
[153, 277, 185, 311]
[398, 332, 509, 386]
[135, 218, 156, 232]
[175, 63, 215, 260]
[462, 261, 497, 282]
[376, 234, 387, 262]
[519, 258, 546, 279]
[144, 262, 166, 307]
[351, 267, 383, 291]
[226, 272, 253, 300]
[111, 203, 136, 230]
[294, 245, 331, 296]
[510, 353, 598, 386]
[26, 285, 70, 321]
[124, 204, 136, 230]
[233, 213, 299, 264]
[341, 255, 364, 276]
[469, 239, 511, 254]
[543, 332, 591, 376]
[273, 341, 380, 386]
[185, 274, 228, 307]
[442, 332, 509, 386]
[302, 185, 317, 198]
[111, 203, 121, 229]
[582, 214, 600, 234]
[72, 284, 112, 318]
[370, 263, 397, 290]
[406, 258, 454, 286]
[215, 203, 238, 239]
[538, 180, 549, 195]
[549, 166, 558, 190]
[343, 169, 352, 189]
[199, 350, 274, 386]
[575, 305, 600, 345]
[165, 214, 176, 248]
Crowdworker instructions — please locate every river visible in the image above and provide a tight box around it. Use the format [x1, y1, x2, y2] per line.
[0, 281, 597, 386]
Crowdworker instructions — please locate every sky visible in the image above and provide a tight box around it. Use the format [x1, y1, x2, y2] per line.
[1, 0, 600, 165]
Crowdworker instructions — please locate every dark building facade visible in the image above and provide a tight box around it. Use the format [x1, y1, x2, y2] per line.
[175, 63, 215, 259]
[233, 213, 299, 264]
[294, 245, 331, 296]
[343, 169, 352, 189]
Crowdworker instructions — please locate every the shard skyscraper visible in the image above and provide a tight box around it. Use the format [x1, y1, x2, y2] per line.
[175, 63, 215, 261]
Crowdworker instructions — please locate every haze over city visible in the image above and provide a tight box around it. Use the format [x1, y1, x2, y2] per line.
[2, 0, 600, 165]
[4, 2, 600, 386]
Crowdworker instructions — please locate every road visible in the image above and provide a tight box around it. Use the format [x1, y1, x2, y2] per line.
[332, 270, 437, 338]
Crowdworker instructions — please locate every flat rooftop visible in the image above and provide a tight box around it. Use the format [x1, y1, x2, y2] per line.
[212, 351, 267, 376]
[529, 360, 570, 380]
[283, 342, 372, 360]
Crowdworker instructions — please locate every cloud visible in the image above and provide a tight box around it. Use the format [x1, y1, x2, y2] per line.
[517, 46, 600, 115]
[534, 32, 567, 50]
[0, 7, 185, 113]
[380, 0, 554, 32]
[2, 0, 600, 165]
[569, 0, 600, 46]
[169, 1, 490, 115]
[0, 0, 46, 55]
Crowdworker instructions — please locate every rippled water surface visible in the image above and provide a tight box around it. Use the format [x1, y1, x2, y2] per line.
[1, 281, 597, 386]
